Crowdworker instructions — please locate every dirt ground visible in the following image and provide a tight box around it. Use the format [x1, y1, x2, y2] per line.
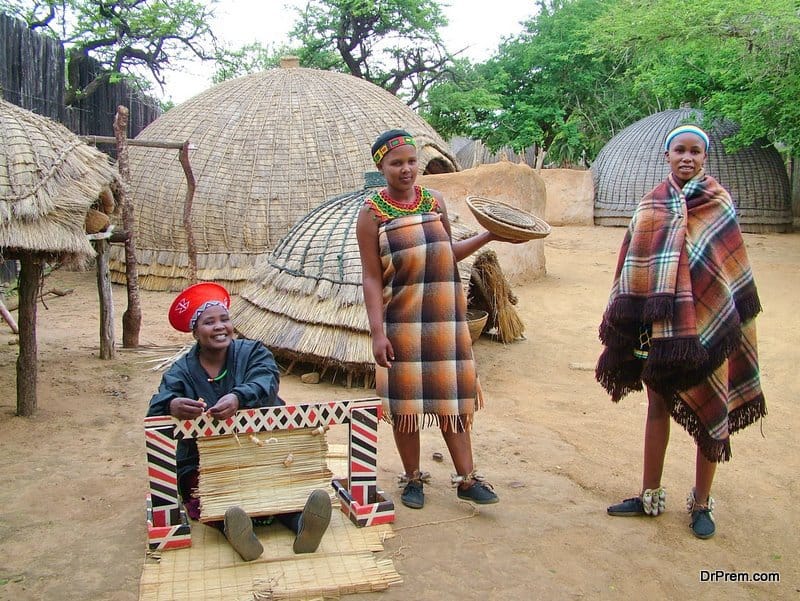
[0, 225, 797, 601]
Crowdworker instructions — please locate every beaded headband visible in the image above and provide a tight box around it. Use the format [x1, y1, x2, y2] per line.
[189, 301, 228, 332]
[664, 125, 710, 152]
[372, 135, 416, 165]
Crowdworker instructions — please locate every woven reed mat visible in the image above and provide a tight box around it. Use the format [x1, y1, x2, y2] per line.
[197, 429, 334, 521]
[139, 446, 401, 601]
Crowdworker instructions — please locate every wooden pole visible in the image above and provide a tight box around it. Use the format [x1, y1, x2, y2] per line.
[113, 106, 142, 348]
[179, 141, 198, 283]
[16, 253, 41, 417]
[93, 237, 115, 359]
[0, 297, 18, 334]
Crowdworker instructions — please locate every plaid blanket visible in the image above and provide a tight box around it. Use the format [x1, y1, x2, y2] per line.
[596, 171, 766, 461]
[374, 212, 483, 432]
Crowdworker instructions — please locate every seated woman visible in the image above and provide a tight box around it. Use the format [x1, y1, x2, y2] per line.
[147, 282, 331, 561]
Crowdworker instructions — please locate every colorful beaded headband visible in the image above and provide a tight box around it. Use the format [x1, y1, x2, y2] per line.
[372, 135, 416, 165]
[664, 125, 710, 152]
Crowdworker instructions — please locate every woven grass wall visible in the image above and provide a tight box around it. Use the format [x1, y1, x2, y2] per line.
[109, 62, 459, 292]
[592, 108, 792, 233]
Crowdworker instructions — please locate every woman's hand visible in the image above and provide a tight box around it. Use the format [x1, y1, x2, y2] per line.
[207, 393, 239, 420]
[372, 333, 395, 368]
[488, 232, 528, 244]
[168, 397, 207, 420]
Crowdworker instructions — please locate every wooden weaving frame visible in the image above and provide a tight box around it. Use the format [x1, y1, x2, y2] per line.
[143, 398, 395, 551]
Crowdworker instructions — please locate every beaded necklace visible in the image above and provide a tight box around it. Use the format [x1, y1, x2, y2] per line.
[207, 368, 228, 383]
[366, 186, 438, 222]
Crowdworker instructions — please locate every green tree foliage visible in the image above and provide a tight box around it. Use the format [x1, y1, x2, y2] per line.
[424, 0, 625, 166]
[425, 0, 800, 165]
[288, 0, 451, 106]
[1, 0, 217, 105]
[587, 0, 800, 154]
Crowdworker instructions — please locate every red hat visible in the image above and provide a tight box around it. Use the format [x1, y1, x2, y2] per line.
[168, 282, 231, 332]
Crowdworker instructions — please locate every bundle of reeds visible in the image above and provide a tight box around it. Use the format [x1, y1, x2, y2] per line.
[196, 428, 333, 521]
[470, 249, 525, 343]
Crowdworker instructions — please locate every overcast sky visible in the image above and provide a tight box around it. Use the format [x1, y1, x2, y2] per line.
[160, 0, 536, 104]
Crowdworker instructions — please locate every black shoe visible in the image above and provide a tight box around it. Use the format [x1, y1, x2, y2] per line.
[223, 506, 263, 561]
[690, 508, 716, 539]
[457, 480, 499, 505]
[607, 497, 646, 516]
[293, 489, 332, 554]
[400, 480, 425, 509]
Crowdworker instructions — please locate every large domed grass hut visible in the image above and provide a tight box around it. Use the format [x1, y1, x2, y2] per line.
[0, 99, 119, 415]
[110, 57, 458, 293]
[592, 108, 792, 232]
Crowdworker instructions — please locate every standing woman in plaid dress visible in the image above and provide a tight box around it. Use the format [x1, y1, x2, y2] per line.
[596, 125, 766, 539]
[357, 129, 519, 509]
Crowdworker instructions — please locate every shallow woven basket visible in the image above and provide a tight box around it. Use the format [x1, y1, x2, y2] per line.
[466, 309, 489, 343]
[466, 196, 551, 241]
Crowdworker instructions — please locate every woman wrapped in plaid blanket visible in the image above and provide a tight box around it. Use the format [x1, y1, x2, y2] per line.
[357, 129, 525, 510]
[596, 125, 766, 539]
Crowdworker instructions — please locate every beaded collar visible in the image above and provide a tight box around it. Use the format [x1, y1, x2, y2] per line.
[366, 186, 438, 222]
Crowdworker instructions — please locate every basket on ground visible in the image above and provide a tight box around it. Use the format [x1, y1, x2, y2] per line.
[466, 196, 551, 241]
[466, 309, 489, 343]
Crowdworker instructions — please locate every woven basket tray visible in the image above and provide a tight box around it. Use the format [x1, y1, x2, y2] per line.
[466, 196, 551, 241]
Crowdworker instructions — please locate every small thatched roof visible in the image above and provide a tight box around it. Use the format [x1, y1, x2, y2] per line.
[232, 179, 476, 382]
[110, 59, 459, 293]
[0, 99, 118, 262]
[592, 108, 792, 232]
[453, 137, 537, 170]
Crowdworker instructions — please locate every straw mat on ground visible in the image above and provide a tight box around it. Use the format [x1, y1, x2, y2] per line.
[139, 445, 401, 601]
[139, 506, 399, 601]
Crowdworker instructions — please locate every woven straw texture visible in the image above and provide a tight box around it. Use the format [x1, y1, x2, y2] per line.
[139, 445, 401, 601]
[592, 108, 792, 233]
[0, 99, 118, 262]
[109, 63, 459, 292]
[466, 196, 551, 240]
[232, 185, 477, 384]
[197, 429, 332, 522]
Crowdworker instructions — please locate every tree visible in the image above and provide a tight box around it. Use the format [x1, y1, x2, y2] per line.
[423, 0, 625, 166]
[288, 0, 452, 106]
[586, 0, 800, 154]
[211, 41, 298, 85]
[0, 0, 218, 105]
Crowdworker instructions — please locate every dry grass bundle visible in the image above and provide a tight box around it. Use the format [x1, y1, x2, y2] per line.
[197, 428, 333, 521]
[470, 249, 525, 343]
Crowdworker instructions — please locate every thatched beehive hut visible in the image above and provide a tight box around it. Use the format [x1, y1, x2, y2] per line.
[0, 98, 119, 415]
[232, 175, 480, 384]
[110, 57, 459, 293]
[592, 108, 792, 232]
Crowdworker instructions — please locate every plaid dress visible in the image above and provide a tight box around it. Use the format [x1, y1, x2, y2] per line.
[596, 171, 766, 461]
[365, 189, 483, 432]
